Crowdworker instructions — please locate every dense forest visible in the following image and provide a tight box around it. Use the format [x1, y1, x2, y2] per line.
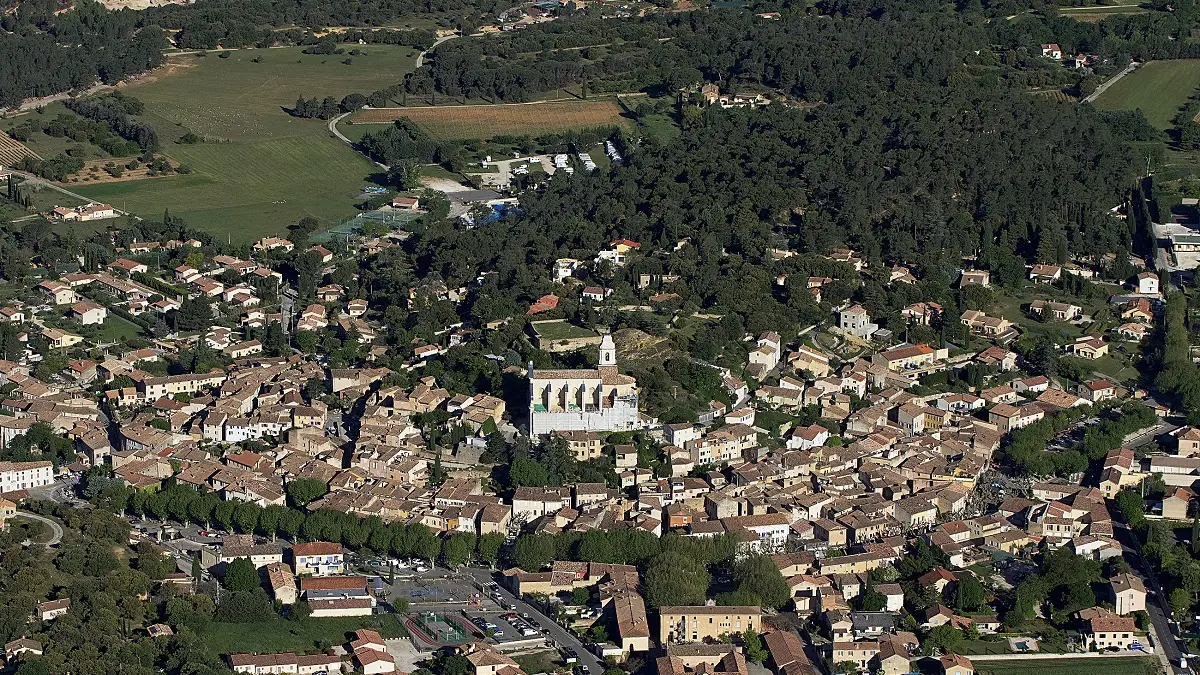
[408, 0, 1200, 102]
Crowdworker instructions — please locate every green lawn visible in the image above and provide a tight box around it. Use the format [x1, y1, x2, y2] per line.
[70, 45, 418, 243]
[1093, 60, 1200, 130]
[199, 614, 409, 655]
[531, 320, 599, 341]
[956, 639, 1012, 655]
[92, 315, 147, 344]
[974, 657, 1157, 675]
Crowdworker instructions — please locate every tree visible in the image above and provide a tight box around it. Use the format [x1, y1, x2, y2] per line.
[571, 587, 591, 605]
[223, 557, 259, 592]
[286, 478, 328, 508]
[175, 296, 212, 331]
[512, 534, 556, 572]
[1172, 587, 1192, 621]
[923, 625, 962, 654]
[644, 551, 709, 609]
[441, 532, 476, 567]
[477, 532, 505, 567]
[954, 575, 986, 613]
[733, 555, 790, 609]
[742, 628, 767, 663]
[859, 584, 887, 612]
[509, 456, 549, 487]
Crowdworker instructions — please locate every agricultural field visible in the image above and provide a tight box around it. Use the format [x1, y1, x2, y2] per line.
[1058, 4, 1147, 21]
[0, 132, 39, 166]
[974, 657, 1157, 675]
[345, 99, 631, 140]
[70, 45, 418, 242]
[1093, 60, 1200, 130]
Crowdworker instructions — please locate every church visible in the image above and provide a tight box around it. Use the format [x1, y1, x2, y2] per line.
[528, 334, 640, 435]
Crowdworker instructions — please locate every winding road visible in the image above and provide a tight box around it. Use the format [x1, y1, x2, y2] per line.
[327, 33, 461, 162]
[12, 511, 64, 546]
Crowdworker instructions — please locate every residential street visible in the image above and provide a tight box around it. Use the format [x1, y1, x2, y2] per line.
[1115, 521, 1184, 673]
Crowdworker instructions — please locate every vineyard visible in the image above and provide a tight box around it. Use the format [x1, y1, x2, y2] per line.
[348, 99, 631, 139]
[0, 133, 40, 167]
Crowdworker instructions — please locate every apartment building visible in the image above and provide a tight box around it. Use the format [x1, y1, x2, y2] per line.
[0, 460, 53, 493]
[659, 606, 761, 645]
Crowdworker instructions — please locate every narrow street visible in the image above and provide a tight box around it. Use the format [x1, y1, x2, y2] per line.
[1115, 522, 1184, 673]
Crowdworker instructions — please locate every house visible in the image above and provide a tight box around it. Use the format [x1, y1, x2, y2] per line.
[1041, 43, 1062, 59]
[1083, 612, 1137, 651]
[597, 239, 640, 267]
[917, 568, 958, 594]
[1179, 427, 1200, 457]
[1068, 336, 1108, 360]
[1135, 271, 1159, 295]
[901, 302, 942, 326]
[51, 202, 116, 221]
[831, 642, 879, 670]
[988, 403, 1044, 433]
[291, 541, 345, 576]
[110, 258, 148, 275]
[69, 301, 107, 325]
[253, 237, 294, 252]
[1029, 264, 1062, 283]
[959, 270, 990, 288]
[1080, 379, 1117, 404]
[1029, 300, 1081, 322]
[939, 654, 974, 675]
[4, 637, 42, 663]
[392, 195, 420, 211]
[1109, 573, 1146, 616]
[37, 598, 70, 621]
[961, 310, 1014, 338]
[839, 304, 877, 340]
[38, 280, 76, 305]
[42, 327, 85, 350]
[1121, 298, 1154, 324]
[1117, 323, 1149, 341]
[582, 286, 610, 303]
[308, 245, 334, 264]
[1163, 488, 1192, 520]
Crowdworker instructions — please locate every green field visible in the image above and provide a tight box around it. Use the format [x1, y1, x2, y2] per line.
[1058, 5, 1147, 22]
[199, 614, 409, 654]
[974, 657, 1157, 675]
[1093, 60, 1200, 130]
[70, 45, 418, 242]
[531, 319, 599, 341]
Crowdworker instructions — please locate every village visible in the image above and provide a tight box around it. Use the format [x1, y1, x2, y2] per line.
[0, 222, 1191, 675]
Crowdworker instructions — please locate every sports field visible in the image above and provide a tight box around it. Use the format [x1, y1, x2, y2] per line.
[974, 657, 1157, 675]
[72, 45, 418, 242]
[1093, 60, 1200, 130]
[346, 99, 631, 139]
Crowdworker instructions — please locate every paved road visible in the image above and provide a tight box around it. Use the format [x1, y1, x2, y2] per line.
[415, 35, 458, 69]
[459, 567, 604, 673]
[1115, 522, 1185, 673]
[1084, 61, 1139, 104]
[13, 511, 64, 546]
